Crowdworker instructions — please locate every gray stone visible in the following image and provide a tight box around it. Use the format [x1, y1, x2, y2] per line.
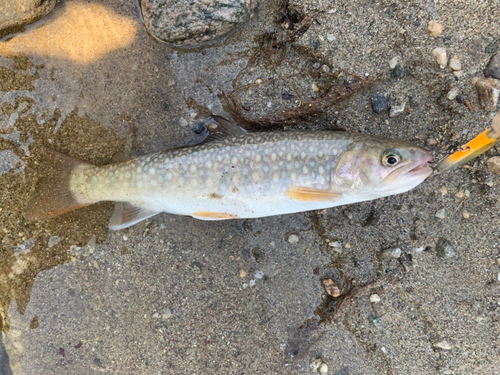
[436, 238, 456, 258]
[389, 103, 405, 117]
[0, 0, 56, 36]
[371, 92, 388, 113]
[140, 0, 256, 46]
[484, 54, 500, 80]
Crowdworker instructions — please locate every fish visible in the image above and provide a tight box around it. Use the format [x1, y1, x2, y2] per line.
[24, 116, 433, 230]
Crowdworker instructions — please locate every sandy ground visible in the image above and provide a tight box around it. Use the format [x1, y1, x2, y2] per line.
[0, 0, 499, 374]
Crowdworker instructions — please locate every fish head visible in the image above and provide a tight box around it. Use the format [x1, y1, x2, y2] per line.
[332, 136, 433, 199]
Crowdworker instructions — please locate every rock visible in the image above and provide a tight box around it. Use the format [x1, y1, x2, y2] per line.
[239, 269, 247, 278]
[433, 47, 447, 68]
[427, 20, 443, 37]
[140, 0, 256, 46]
[462, 211, 470, 219]
[389, 103, 406, 118]
[433, 340, 452, 350]
[0, 0, 56, 36]
[318, 363, 328, 374]
[435, 208, 445, 219]
[162, 309, 172, 320]
[381, 247, 402, 259]
[475, 78, 500, 111]
[369, 294, 381, 304]
[446, 89, 458, 100]
[448, 56, 461, 71]
[391, 64, 407, 78]
[309, 357, 322, 371]
[286, 233, 299, 244]
[389, 56, 398, 69]
[436, 238, 456, 258]
[486, 156, 500, 174]
[371, 92, 388, 113]
[453, 70, 463, 79]
[485, 41, 499, 54]
[322, 279, 341, 298]
[484, 54, 500, 80]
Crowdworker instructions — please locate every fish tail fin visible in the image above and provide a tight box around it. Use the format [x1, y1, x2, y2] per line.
[24, 150, 92, 221]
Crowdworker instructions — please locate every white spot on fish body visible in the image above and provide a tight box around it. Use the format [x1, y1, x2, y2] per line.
[303, 166, 309, 174]
[125, 172, 131, 179]
[309, 145, 315, 153]
[149, 168, 156, 175]
[318, 166, 324, 175]
[191, 179, 198, 187]
[190, 165, 197, 173]
[271, 153, 277, 161]
[137, 181, 143, 188]
[151, 180, 157, 187]
[255, 155, 262, 162]
[291, 172, 297, 180]
[252, 172, 260, 181]
[217, 155, 223, 162]
[263, 166, 269, 173]
[206, 161, 212, 168]
[318, 151, 324, 157]
[231, 157, 238, 164]
[301, 152, 306, 159]
[286, 154, 292, 161]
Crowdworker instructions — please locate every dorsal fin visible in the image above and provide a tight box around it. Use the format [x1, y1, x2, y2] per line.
[198, 116, 247, 144]
[160, 116, 247, 155]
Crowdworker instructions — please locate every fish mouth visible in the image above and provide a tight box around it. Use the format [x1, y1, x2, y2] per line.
[402, 154, 434, 179]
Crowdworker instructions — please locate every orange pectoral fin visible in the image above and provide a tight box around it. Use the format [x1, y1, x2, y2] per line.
[285, 187, 342, 202]
[192, 210, 238, 220]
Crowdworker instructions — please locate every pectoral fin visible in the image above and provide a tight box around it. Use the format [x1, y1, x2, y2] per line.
[286, 187, 342, 202]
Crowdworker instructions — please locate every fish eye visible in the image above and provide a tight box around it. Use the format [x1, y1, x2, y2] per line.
[383, 152, 401, 166]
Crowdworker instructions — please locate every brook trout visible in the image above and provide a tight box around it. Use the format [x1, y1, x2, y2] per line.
[25, 117, 433, 230]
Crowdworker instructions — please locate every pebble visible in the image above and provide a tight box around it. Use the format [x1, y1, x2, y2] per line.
[318, 363, 328, 374]
[286, 233, 300, 244]
[389, 56, 398, 69]
[484, 54, 500, 79]
[498, 272, 500, 282]
[254, 271, 264, 279]
[249, 279, 255, 287]
[369, 294, 381, 304]
[475, 78, 500, 111]
[326, 34, 334, 42]
[427, 20, 444, 37]
[239, 269, 247, 278]
[453, 70, 464, 78]
[381, 247, 402, 259]
[162, 309, 172, 320]
[47, 236, 61, 248]
[389, 103, 406, 118]
[322, 279, 341, 298]
[371, 92, 389, 113]
[328, 241, 342, 248]
[433, 47, 448, 68]
[462, 211, 470, 219]
[486, 156, 500, 174]
[140, 0, 256, 45]
[436, 238, 456, 258]
[433, 340, 452, 350]
[391, 65, 407, 79]
[435, 208, 446, 219]
[446, 89, 458, 100]
[309, 357, 323, 371]
[448, 56, 461, 71]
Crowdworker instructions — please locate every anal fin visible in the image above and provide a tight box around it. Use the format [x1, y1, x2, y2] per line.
[192, 210, 238, 220]
[109, 202, 160, 230]
[286, 187, 342, 202]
